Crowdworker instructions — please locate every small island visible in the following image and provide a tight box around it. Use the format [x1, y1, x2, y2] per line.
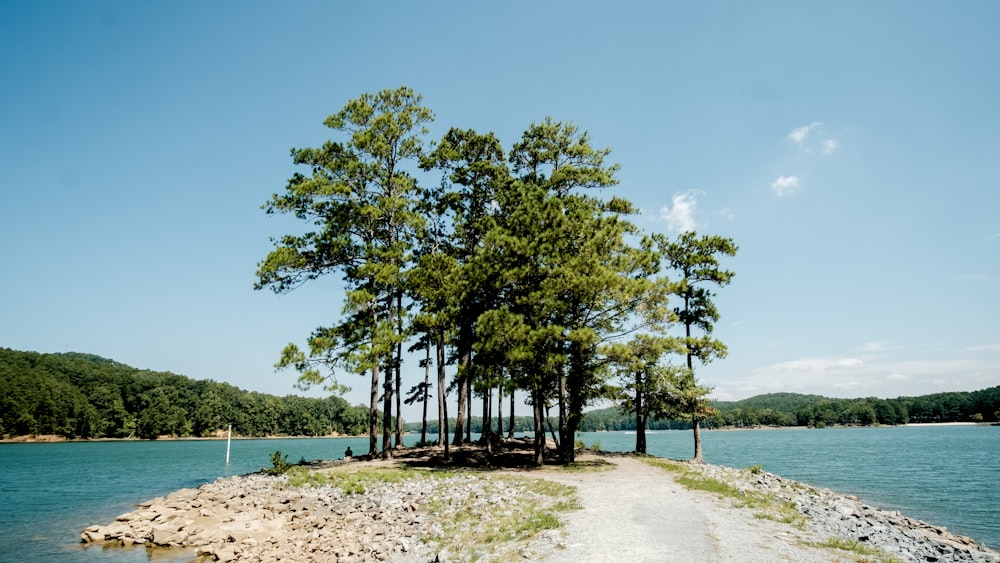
[81, 442, 999, 563]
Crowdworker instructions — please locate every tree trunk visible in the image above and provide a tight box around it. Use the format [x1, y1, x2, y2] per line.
[421, 345, 430, 445]
[558, 370, 570, 463]
[496, 382, 503, 438]
[394, 294, 404, 449]
[452, 354, 468, 446]
[636, 371, 646, 454]
[531, 386, 546, 466]
[436, 331, 449, 460]
[465, 379, 472, 443]
[382, 359, 393, 460]
[482, 384, 490, 439]
[692, 408, 704, 463]
[436, 332, 446, 447]
[369, 298, 380, 457]
[452, 374, 467, 446]
[369, 364, 379, 457]
[483, 384, 492, 454]
[508, 390, 515, 438]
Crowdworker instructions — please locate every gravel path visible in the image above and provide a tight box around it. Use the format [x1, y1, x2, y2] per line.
[536, 456, 834, 562]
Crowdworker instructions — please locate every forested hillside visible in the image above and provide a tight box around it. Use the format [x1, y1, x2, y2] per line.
[0, 348, 372, 439]
[579, 387, 1000, 431]
[6, 346, 996, 441]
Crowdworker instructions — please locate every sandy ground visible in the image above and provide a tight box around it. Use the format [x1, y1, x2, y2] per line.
[533, 455, 837, 563]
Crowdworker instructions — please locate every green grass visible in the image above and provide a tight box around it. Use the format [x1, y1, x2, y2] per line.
[425, 475, 578, 561]
[285, 465, 442, 494]
[642, 458, 804, 526]
[645, 459, 900, 562]
[559, 459, 614, 473]
[282, 463, 578, 561]
[806, 537, 902, 563]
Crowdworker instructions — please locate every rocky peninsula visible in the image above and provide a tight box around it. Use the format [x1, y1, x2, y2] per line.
[81, 444, 999, 562]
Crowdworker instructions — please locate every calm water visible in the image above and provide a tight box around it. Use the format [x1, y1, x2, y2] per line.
[0, 426, 996, 562]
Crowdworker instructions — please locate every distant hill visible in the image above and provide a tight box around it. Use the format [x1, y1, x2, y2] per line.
[0, 347, 372, 440]
[713, 392, 828, 412]
[581, 388, 1000, 431]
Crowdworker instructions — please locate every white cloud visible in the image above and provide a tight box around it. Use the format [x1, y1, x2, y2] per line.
[987, 233, 1000, 241]
[717, 208, 734, 221]
[862, 341, 889, 352]
[964, 342, 1000, 353]
[709, 341, 1000, 402]
[761, 357, 865, 373]
[787, 122, 839, 157]
[788, 122, 822, 145]
[659, 191, 700, 232]
[771, 175, 800, 196]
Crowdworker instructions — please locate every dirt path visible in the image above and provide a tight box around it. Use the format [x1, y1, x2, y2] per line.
[535, 456, 835, 562]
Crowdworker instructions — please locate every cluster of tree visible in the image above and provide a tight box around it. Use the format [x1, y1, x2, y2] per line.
[782, 389, 1000, 427]
[256, 86, 738, 465]
[0, 348, 373, 439]
[576, 388, 1000, 431]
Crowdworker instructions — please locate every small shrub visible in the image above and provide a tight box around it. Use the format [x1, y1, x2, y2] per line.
[263, 450, 292, 475]
[589, 441, 601, 451]
[746, 464, 763, 474]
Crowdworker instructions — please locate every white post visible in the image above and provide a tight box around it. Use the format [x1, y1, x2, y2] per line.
[226, 424, 232, 464]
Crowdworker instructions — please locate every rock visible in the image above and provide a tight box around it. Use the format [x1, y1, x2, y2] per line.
[81, 457, 1000, 563]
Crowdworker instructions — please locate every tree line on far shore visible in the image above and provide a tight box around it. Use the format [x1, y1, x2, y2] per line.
[0, 348, 374, 440]
[578, 388, 1000, 431]
[3, 347, 996, 442]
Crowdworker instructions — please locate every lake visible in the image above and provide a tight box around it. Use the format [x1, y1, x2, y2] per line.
[0, 425, 996, 562]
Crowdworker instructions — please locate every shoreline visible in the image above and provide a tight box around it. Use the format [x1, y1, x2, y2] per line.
[80, 444, 999, 562]
[6, 422, 994, 443]
[0, 433, 367, 444]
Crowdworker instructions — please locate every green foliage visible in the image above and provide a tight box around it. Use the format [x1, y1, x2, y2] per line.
[257, 86, 435, 458]
[578, 386, 1000, 431]
[264, 451, 293, 475]
[808, 538, 901, 562]
[644, 459, 802, 526]
[0, 348, 377, 440]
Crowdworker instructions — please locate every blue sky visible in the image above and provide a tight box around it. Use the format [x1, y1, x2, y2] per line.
[2, 1, 998, 419]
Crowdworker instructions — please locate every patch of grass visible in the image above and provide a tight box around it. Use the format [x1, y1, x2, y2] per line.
[643, 458, 687, 473]
[559, 459, 614, 473]
[642, 458, 805, 527]
[285, 465, 445, 494]
[427, 475, 578, 561]
[807, 537, 901, 563]
[279, 457, 579, 561]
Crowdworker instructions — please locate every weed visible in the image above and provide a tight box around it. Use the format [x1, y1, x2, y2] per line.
[807, 537, 901, 563]
[560, 459, 614, 473]
[263, 451, 292, 475]
[643, 458, 805, 527]
[643, 458, 686, 473]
